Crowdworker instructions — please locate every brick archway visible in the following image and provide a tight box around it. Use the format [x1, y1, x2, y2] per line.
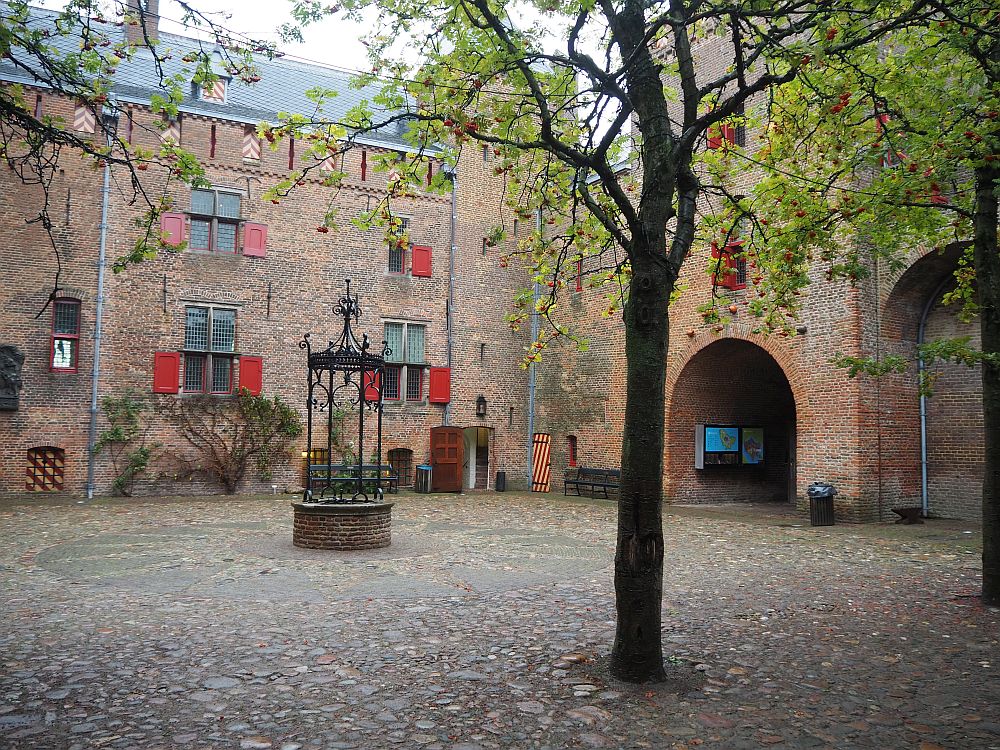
[665, 330, 803, 505]
[878, 245, 982, 520]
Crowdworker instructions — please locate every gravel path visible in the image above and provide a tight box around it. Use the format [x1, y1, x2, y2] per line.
[0, 492, 996, 749]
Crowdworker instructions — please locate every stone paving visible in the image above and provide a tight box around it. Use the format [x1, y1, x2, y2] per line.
[0, 491, 997, 750]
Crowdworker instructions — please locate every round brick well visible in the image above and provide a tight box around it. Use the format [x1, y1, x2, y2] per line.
[291, 501, 394, 550]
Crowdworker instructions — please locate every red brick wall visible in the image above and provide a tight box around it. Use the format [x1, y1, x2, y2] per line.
[0, 88, 533, 496]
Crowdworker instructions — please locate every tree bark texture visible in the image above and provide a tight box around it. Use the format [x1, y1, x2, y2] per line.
[610, 256, 673, 682]
[974, 164, 1000, 605]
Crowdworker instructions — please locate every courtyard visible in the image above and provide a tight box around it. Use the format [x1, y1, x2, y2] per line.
[0, 492, 996, 749]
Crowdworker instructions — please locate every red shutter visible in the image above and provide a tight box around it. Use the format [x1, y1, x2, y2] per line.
[721, 124, 736, 145]
[428, 367, 450, 403]
[160, 213, 186, 247]
[707, 125, 722, 150]
[238, 356, 263, 396]
[242, 223, 268, 257]
[411, 245, 432, 277]
[152, 352, 180, 393]
[363, 370, 381, 402]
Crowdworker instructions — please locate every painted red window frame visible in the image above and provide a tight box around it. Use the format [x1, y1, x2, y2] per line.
[383, 365, 402, 400]
[184, 352, 207, 393]
[575, 260, 583, 292]
[50, 298, 81, 373]
[406, 367, 423, 401]
[388, 244, 407, 274]
[567, 435, 578, 467]
[210, 355, 234, 395]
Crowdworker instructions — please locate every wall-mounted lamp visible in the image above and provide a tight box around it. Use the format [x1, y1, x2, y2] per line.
[475, 395, 487, 418]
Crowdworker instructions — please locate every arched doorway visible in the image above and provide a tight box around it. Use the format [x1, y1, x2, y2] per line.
[667, 339, 796, 504]
[882, 245, 982, 520]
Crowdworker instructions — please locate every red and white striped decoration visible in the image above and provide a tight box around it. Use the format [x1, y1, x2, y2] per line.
[242, 126, 260, 160]
[73, 103, 95, 133]
[531, 433, 552, 492]
[202, 79, 226, 102]
[321, 154, 337, 172]
[161, 116, 181, 144]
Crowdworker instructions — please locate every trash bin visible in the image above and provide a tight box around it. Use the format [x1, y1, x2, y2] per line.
[808, 482, 837, 526]
[415, 465, 433, 493]
[495, 471, 506, 492]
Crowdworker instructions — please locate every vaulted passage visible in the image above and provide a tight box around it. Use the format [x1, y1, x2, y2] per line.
[666, 340, 796, 504]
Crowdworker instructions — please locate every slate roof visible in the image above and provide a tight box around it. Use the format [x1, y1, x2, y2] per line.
[0, 2, 420, 152]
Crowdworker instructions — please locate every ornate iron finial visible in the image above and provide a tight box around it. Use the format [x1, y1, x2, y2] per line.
[335, 279, 362, 326]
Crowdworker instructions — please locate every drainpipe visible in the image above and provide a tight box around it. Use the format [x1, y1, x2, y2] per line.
[442, 163, 457, 427]
[85, 104, 118, 500]
[526, 207, 542, 486]
[916, 274, 952, 518]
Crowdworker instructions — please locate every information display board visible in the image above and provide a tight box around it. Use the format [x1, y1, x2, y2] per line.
[695, 424, 765, 469]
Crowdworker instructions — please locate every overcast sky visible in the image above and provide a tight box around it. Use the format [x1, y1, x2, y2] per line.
[35, 0, 376, 72]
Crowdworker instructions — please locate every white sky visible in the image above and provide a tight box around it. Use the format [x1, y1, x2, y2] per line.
[34, 0, 377, 73]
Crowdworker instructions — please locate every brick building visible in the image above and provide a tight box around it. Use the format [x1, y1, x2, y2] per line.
[531, 29, 984, 523]
[0, 3, 534, 496]
[0, 5, 984, 523]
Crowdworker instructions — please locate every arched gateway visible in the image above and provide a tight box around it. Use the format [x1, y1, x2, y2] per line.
[665, 338, 798, 505]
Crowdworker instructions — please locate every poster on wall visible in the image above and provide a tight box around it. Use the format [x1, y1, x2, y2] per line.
[705, 426, 739, 453]
[741, 427, 765, 465]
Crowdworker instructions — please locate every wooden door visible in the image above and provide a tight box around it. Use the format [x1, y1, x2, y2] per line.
[531, 433, 551, 492]
[430, 426, 464, 492]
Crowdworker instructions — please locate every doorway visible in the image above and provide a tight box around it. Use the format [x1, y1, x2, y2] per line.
[462, 427, 491, 489]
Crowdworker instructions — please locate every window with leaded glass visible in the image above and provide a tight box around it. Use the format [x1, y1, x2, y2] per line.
[388, 217, 410, 274]
[189, 189, 241, 253]
[51, 299, 80, 372]
[383, 365, 401, 400]
[383, 321, 426, 403]
[183, 306, 236, 393]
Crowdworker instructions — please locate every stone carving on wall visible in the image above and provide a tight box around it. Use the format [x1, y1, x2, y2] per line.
[0, 345, 25, 410]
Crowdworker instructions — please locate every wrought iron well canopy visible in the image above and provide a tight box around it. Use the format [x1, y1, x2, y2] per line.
[301, 280, 389, 503]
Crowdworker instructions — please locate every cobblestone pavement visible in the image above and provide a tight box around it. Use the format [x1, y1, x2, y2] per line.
[1, 492, 997, 750]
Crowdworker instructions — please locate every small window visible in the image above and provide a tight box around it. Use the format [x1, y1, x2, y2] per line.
[26, 447, 65, 491]
[183, 306, 236, 394]
[389, 218, 410, 274]
[51, 299, 81, 372]
[734, 101, 746, 147]
[189, 188, 242, 253]
[482, 144, 489, 163]
[383, 365, 401, 400]
[406, 367, 423, 401]
[567, 435, 578, 467]
[513, 219, 519, 237]
[575, 259, 583, 292]
[482, 238, 489, 255]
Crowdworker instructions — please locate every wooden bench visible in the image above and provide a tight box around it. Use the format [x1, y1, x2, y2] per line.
[308, 464, 399, 495]
[564, 467, 620, 498]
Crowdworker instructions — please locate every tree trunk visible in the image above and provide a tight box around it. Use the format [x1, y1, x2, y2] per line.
[610, 256, 673, 682]
[975, 164, 1000, 605]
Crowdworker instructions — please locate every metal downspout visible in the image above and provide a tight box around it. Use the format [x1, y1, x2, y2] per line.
[85, 117, 115, 500]
[526, 207, 542, 486]
[917, 275, 952, 517]
[443, 165, 457, 427]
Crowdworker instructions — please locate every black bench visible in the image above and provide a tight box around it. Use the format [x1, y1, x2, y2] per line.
[564, 467, 620, 498]
[308, 464, 399, 495]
